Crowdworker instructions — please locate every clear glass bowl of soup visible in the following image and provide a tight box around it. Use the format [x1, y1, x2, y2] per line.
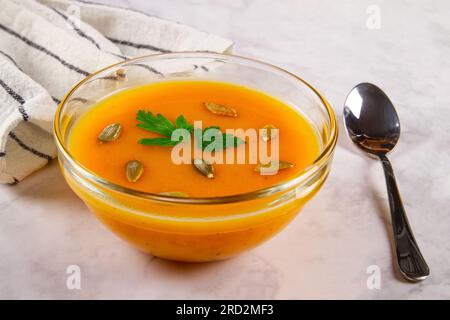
[54, 53, 338, 262]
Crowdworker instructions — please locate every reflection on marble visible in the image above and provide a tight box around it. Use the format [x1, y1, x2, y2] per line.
[1, 0, 449, 299]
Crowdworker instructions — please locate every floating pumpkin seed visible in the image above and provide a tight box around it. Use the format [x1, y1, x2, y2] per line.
[100, 68, 127, 83]
[279, 161, 295, 170]
[158, 191, 189, 197]
[254, 160, 294, 173]
[115, 68, 126, 80]
[204, 102, 238, 117]
[193, 158, 214, 179]
[126, 160, 144, 182]
[98, 123, 122, 142]
[261, 124, 278, 142]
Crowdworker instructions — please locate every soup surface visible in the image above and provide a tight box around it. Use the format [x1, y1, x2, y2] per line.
[68, 81, 320, 197]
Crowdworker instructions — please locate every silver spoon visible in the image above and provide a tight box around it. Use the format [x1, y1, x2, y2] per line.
[343, 83, 430, 282]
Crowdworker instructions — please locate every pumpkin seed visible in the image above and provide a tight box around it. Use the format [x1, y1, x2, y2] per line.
[204, 102, 238, 117]
[115, 68, 126, 80]
[126, 160, 144, 182]
[158, 191, 189, 197]
[98, 123, 122, 142]
[261, 124, 278, 142]
[254, 160, 294, 173]
[193, 158, 214, 179]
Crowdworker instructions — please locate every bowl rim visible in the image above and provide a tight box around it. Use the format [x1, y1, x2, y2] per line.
[54, 52, 338, 204]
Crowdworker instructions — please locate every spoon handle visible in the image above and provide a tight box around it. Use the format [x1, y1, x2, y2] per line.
[379, 154, 430, 281]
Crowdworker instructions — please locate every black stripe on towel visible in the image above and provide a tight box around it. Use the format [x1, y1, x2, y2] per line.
[48, 7, 101, 50]
[0, 50, 24, 72]
[0, 23, 90, 76]
[60, 17, 129, 60]
[0, 152, 6, 157]
[41, 5, 128, 61]
[8, 132, 53, 162]
[109, 52, 129, 60]
[106, 37, 171, 53]
[69, 97, 89, 104]
[52, 96, 62, 105]
[193, 64, 210, 72]
[0, 78, 30, 121]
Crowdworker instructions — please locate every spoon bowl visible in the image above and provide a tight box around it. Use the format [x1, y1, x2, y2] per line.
[344, 83, 400, 156]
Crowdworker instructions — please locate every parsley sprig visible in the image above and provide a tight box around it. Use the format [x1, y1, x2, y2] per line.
[136, 110, 245, 150]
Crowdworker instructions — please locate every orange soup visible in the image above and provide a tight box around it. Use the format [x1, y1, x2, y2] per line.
[68, 80, 320, 197]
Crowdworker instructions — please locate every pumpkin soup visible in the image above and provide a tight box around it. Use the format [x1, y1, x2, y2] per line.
[68, 80, 320, 198]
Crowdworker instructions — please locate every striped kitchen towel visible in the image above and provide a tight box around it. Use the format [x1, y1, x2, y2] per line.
[0, 0, 233, 184]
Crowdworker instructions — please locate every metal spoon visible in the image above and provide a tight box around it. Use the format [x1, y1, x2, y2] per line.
[343, 82, 430, 282]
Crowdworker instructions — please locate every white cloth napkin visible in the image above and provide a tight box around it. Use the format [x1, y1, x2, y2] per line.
[0, 0, 232, 184]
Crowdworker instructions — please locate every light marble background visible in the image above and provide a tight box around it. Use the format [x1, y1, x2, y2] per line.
[1, 0, 449, 299]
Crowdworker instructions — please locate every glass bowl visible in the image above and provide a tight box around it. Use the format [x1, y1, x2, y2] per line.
[54, 52, 338, 262]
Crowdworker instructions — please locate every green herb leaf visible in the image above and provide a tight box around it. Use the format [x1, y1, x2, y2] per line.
[136, 110, 175, 137]
[137, 110, 245, 150]
[175, 115, 194, 132]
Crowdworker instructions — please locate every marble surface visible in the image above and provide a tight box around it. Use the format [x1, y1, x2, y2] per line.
[1, 0, 450, 299]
